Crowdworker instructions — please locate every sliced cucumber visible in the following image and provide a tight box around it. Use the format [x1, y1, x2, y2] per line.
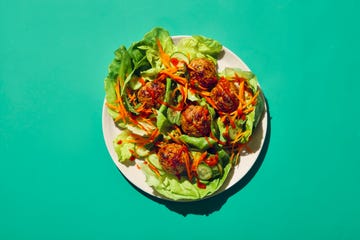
[211, 163, 223, 178]
[170, 52, 189, 64]
[196, 163, 213, 181]
[135, 145, 150, 158]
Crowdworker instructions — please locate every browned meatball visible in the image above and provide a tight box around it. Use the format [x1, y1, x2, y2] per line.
[180, 105, 211, 137]
[189, 58, 218, 89]
[157, 143, 189, 175]
[137, 80, 165, 109]
[211, 78, 239, 113]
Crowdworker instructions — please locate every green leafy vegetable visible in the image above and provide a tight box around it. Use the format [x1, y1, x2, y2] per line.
[175, 35, 222, 61]
[113, 131, 135, 163]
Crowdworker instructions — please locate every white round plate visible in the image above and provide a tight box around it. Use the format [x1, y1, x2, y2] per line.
[102, 36, 268, 201]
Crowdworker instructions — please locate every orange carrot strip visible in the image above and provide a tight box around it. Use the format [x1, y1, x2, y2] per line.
[203, 96, 218, 111]
[156, 39, 171, 69]
[239, 81, 245, 105]
[147, 161, 161, 177]
[160, 70, 187, 85]
[242, 90, 259, 111]
[191, 151, 208, 172]
[243, 107, 254, 114]
[183, 148, 192, 181]
[105, 102, 118, 111]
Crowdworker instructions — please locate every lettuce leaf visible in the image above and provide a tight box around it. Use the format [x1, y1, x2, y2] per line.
[220, 67, 258, 93]
[178, 135, 217, 151]
[156, 78, 173, 134]
[135, 27, 174, 77]
[113, 131, 135, 163]
[140, 152, 232, 200]
[104, 28, 174, 121]
[175, 35, 222, 62]
[217, 68, 265, 143]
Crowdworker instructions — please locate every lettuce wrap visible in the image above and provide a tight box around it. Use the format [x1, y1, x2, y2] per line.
[104, 27, 264, 200]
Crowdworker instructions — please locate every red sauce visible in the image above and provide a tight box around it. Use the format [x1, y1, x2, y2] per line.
[130, 155, 136, 161]
[139, 77, 146, 86]
[117, 140, 122, 144]
[205, 154, 219, 166]
[197, 179, 206, 189]
[170, 58, 179, 66]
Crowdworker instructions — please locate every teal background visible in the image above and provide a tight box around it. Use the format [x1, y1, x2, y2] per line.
[1, 0, 359, 239]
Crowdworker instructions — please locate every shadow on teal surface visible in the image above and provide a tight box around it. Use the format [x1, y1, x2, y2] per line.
[127, 98, 272, 215]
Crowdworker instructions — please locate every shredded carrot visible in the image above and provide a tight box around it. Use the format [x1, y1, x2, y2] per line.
[135, 103, 155, 117]
[183, 147, 192, 181]
[120, 139, 138, 144]
[197, 90, 211, 97]
[227, 114, 236, 129]
[156, 39, 171, 69]
[168, 132, 182, 144]
[113, 81, 129, 123]
[173, 83, 187, 111]
[242, 90, 259, 111]
[243, 107, 254, 114]
[146, 161, 161, 177]
[233, 73, 246, 83]
[160, 69, 188, 86]
[138, 117, 156, 128]
[171, 86, 180, 99]
[191, 151, 208, 172]
[128, 149, 140, 159]
[105, 102, 118, 111]
[220, 115, 227, 123]
[127, 90, 137, 104]
[231, 130, 250, 144]
[250, 90, 260, 105]
[149, 128, 160, 142]
[209, 132, 222, 145]
[183, 83, 188, 104]
[138, 77, 146, 86]
[135, 103, 147, 114]
[239, 80, 245, 105]
[203, 96, 218, 111]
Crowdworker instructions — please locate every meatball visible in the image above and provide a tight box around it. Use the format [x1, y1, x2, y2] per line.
[188, 58, 218, 89]
[180, 105, 211, 137]
[157, 143, 189, 175]
[137, 80, 165, 109]
[210, 78, 239, 113]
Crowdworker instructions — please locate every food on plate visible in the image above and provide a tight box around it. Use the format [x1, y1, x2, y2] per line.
[210, 77, 239, 113]
[158, 143, 189, 175]
[188, 58, 218, 89]
[104, 27, 264, 200]
[137, 80, 165, 109]
[180, 105, 211, 137]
